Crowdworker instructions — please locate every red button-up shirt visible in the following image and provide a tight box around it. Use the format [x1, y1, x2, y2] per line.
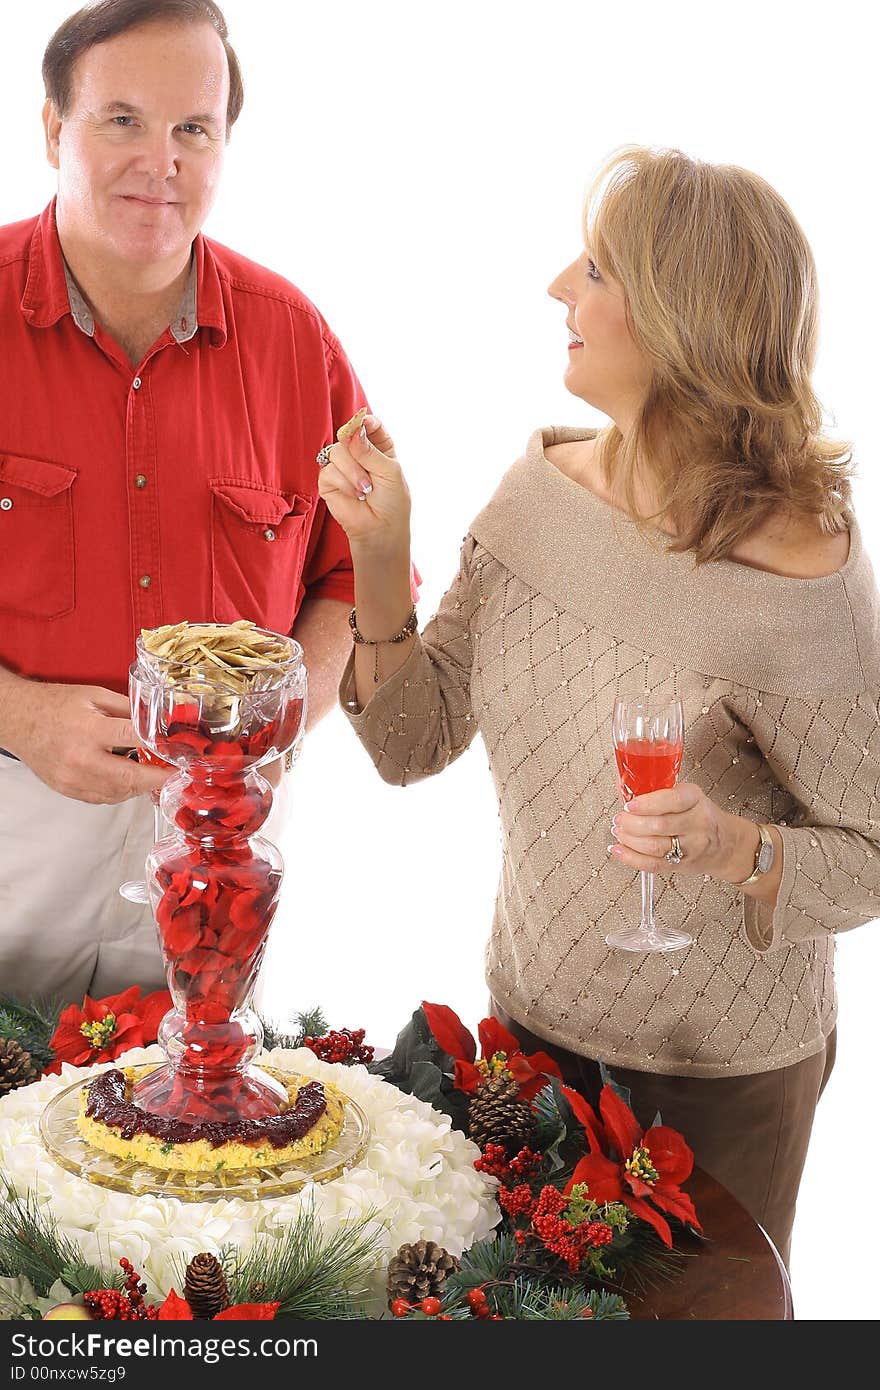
[0, 201, 363, 692]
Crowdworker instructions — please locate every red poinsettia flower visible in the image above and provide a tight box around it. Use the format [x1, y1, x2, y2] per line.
[214, 1303, 280, 1320]
[158, 1289, 279, 1320]
[562, 1082, 702, 1248]
[422, 1002, 562, 1100]
[158, 1289, 192, 1320]
[45, 986, 173, 1074]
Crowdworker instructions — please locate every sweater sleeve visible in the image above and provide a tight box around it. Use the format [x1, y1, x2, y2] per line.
[338, 536, 481, 784]
[730, 688, 880, 952]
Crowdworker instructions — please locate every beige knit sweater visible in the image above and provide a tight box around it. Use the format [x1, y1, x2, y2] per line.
[340, 426, 880, 1078]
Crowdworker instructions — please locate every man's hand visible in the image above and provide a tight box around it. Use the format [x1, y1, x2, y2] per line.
[0, 678, 171, 805]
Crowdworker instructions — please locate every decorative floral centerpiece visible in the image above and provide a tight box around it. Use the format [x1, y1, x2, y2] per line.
[0, 996, 702, 1321]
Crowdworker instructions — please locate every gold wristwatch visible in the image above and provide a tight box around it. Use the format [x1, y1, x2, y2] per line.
[735, 823, 775, 886]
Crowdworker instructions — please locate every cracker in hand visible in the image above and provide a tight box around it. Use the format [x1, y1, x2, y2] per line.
[336, 406, 368, 442]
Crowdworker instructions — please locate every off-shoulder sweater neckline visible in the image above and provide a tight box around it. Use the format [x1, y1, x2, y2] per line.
[467, 426, 879, 697]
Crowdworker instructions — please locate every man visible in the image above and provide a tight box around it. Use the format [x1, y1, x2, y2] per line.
[0, 0, 362, 1004]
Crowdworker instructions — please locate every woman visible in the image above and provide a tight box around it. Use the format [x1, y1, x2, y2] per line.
[317, 146, 880, 1266]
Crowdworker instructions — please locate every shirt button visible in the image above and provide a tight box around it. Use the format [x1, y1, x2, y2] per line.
[263, 528, 276, 542]
[139, 575, 152, 589]
[133, 377, 142, 390]
[135, 475, 147, 489]
[0, 498, 12, 512]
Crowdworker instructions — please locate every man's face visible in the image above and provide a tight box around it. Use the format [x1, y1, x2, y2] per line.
[44, 19, 229, 268]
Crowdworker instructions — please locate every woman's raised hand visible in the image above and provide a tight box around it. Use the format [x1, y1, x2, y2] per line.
[317, 414, 411, 555]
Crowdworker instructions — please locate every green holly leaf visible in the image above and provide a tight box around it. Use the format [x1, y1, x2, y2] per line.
[368, 1008, 470, 1131]
[368, 1007, 455, 1086]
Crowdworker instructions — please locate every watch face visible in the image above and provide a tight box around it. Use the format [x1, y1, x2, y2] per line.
[757, 839, 775, 873]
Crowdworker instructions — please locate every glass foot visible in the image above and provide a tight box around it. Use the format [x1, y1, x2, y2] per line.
[605, 925, 693, 953]
[133, 1061, 287, 1123]
[119, 880, 149, 904]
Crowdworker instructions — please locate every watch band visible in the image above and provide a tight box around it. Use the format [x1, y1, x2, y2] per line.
[735, 823, 774, 887]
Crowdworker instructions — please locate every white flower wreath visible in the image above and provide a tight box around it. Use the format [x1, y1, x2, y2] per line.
[0, 1045, 500, 1314]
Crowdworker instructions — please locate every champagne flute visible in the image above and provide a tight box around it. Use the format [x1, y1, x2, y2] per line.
[118, 747, 170, 905]
[605, 696, 692, 953]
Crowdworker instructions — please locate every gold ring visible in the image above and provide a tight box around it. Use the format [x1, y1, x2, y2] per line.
[665, 835, 683, 865]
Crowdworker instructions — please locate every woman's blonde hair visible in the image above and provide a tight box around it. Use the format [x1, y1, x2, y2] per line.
[586, 146, 853, 563]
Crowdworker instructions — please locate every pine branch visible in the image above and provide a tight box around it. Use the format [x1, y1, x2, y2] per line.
[258, 1007, 329, 1053]
[0, 995, 63, 1072]
[443, 1233, 521, 1296]
[0, 1186, 115, 1297]
[531, 1080, 569, 1151]
[588, 1288, 631, 1320]
[213, 1201, 382, 1319]
[291, 1008, 330, 1048]
[443, 1264, 631, 1321]
[600, 1224, 688, 1294]
[506, 1277, 628, 1320]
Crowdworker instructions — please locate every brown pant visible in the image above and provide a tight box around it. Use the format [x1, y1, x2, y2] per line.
[490, 998, 836, 1267]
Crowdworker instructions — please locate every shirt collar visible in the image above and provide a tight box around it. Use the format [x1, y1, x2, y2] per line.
[60, 253, 199, 344]
[21, 198, 227, 347]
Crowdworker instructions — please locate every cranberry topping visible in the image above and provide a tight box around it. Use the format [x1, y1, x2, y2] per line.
[85, 1070, 328, 1149]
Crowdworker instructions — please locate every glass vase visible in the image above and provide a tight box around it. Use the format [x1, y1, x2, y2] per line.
[128, 630, 307, 1125]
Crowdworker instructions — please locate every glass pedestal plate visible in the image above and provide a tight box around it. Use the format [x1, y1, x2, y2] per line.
[39, 1071, 370, 1201]
[41, 627, 370, 1199]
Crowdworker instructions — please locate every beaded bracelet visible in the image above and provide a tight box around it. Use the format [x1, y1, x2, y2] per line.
[349, 605, 419, 683]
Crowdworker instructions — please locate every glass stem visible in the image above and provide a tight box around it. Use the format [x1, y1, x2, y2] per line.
[640, 870, 655, 932]
[152, 798, 163, 844]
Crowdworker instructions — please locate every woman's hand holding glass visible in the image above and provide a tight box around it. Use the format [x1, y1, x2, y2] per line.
[610, 781, 763, 884]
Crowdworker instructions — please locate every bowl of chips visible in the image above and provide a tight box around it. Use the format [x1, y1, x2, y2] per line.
[131, 621, 307, 772]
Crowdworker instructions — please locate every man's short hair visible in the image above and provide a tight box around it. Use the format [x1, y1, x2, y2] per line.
[43, 0, 244, 137]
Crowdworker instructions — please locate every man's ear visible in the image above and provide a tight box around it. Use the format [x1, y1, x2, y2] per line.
[43, 98, 62, 170]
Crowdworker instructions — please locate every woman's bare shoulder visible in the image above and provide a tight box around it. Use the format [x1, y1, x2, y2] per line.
[728, 514, 851, 579]
[544, 437, 603, 490]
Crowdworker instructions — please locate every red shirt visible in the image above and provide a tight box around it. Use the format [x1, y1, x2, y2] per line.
[0, 201, 363, 692]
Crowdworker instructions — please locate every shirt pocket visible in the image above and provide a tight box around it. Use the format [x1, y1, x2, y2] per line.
[209, 479, 316, 634]
[0, 452, 77, 619]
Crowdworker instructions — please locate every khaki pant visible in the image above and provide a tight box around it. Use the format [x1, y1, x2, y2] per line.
[0, 756, 289, 1008]
[491, 997, 836, 1267]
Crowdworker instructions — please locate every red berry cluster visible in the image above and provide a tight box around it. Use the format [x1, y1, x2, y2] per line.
[498, 1183, 536, 1217]
[475, 1144, 542, 1184]
[303, 1027, 374, 1066]
[502, 1185, 614, 1272]
[391, 1287, 503, 1320]
[466, 1287, 502, 1319]
[390, 1296, 443, 1318]
[84, 1259, 159, 1320]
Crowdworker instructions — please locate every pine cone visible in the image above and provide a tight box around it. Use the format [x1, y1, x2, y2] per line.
[386, 1240, 460, 1307]
[184, 1253, 230, 1319]
[468, 1073, 536, 1152]
[0, 1039, 38, 1098]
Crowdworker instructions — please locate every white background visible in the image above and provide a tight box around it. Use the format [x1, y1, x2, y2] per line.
[3, 0, 878, 1320]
